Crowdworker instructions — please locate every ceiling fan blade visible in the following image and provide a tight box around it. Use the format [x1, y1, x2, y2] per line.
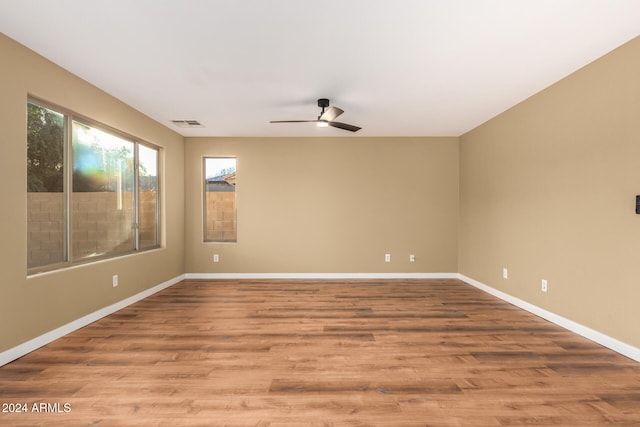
[328, 121, 361, 132]
[319, 106, 344, 122]
[270, 120, 318, 123]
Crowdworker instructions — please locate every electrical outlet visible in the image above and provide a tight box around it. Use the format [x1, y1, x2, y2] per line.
[385, 254, 391, 263]
[541, 279, 548, 293]
[503, 268, 508, 279]
[409, 254, 415, 263]
[213, 254, 219, 263]
[112, 274, 118, 287]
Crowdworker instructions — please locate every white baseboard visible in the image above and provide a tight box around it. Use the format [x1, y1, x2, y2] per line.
[0, 274, 185, 367]
[185, 272, 459, 280]
[458, 274, 640, 363]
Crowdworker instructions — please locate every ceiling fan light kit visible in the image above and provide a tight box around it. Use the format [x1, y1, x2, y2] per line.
[270, 98, 361, 132]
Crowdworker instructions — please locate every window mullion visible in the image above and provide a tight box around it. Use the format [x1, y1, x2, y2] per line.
[134, 143, 140, 251]
[65, 114, 72, 264]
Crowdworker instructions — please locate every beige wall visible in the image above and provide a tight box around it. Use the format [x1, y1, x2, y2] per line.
[185, 137, 459, 274]
[0, 34, 185, 353]
[459, 36, 640, 348]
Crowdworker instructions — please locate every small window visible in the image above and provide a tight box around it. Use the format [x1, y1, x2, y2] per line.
[204, 157, 236, 242]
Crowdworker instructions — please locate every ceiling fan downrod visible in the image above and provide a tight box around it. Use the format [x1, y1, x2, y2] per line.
[317, 98, 330, 119]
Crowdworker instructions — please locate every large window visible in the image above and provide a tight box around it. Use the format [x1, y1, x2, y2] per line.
[204, 157, 236, 242]
[27, 99, 160, 273]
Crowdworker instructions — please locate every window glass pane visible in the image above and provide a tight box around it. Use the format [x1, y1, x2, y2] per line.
[27, 102, 66, 268]
[138, 144, 159, 249]
[72, 121, 135, 260]
[204, 158, 236, 242]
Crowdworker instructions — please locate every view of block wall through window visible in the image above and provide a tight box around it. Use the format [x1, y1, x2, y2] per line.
[204, 157, 237, 242]
[26, 99, 161, 272]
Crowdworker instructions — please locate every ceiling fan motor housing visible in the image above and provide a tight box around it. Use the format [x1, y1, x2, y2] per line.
[317, 98, 330, 108]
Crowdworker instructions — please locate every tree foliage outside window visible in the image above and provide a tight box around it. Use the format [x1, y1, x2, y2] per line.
[27, 103, 65, 193]
[71, 121, 134, 193]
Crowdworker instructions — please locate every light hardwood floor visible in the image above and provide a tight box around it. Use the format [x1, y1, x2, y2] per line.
[1, 279, 639, 426]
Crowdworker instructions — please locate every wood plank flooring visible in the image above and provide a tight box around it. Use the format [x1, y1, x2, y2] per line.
[1, 279, 640, 426]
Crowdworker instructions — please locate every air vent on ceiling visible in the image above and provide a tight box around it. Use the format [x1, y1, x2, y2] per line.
[171, 120, 204, 128]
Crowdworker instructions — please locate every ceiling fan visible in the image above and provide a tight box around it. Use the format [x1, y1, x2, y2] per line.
[270, 98, 361, 132]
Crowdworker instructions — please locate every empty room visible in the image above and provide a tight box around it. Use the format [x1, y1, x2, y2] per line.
[1, 1, 640, 425]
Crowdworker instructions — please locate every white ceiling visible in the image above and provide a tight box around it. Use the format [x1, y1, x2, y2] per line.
[2, 0, 640, 137]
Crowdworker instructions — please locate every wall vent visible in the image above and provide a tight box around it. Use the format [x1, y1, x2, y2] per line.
[171, 120, 204, 128]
